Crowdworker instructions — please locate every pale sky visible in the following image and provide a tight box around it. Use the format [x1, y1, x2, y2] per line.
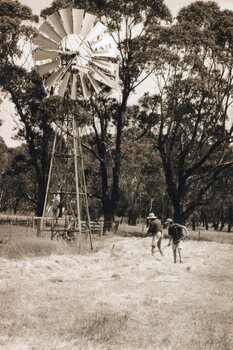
[0, 0, 233, 147]
[20, 0, 233, 15]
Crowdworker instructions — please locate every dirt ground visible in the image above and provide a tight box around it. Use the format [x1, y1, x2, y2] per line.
[0, 234, 233, 350]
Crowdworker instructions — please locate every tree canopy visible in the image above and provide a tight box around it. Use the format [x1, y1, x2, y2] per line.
[138, 1, 233, 223]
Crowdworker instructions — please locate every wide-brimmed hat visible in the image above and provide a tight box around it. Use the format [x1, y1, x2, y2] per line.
[165, 218, 173, 225]
[147, 212, 157, 219]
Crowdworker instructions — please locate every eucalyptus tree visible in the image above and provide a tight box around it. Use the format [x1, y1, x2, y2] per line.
[138, 1, 233, 223]
[41, 0, 171, 225]
[0, 0, 62, 215]
[0, 136, 10, 211]
[0, 136, 8, 175]
[0, 146, 36, 213]
[0, 0, 37, 68]
[119, 126, 168, 224]
[206, 161, 233, 232]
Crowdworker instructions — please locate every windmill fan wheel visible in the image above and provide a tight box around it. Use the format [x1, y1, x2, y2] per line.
[33, 8, 119, 99]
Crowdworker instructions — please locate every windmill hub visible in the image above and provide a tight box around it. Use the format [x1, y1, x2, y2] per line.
[60, 35, 93, 74]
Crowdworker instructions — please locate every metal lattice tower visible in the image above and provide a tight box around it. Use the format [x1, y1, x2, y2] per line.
[32, 7, 119, 245]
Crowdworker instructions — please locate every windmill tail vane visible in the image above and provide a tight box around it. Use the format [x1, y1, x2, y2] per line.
[33, 7, 119, 99]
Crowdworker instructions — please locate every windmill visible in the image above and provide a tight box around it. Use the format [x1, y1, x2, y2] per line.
[32, 8, 119, 246]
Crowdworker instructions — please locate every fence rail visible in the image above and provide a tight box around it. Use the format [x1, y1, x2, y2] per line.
[0, 215, 34, 227]
[0, 214, 120, 238]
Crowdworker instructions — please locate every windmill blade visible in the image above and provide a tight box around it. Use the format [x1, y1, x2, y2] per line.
[71, 74, 78, 100]
[48, 12, 67, 39]
[92, 66, 118, 90]
[85, 21, 107, 42]
[73, 9, 84, 35]
[80, 13, 96, 38]
[46, 66, 67, 88]
[45, 57, 74, 87]
[39, 21, 62, 43]
[34, 48, 59, 61]
[64, 35, 80, 52]
[89, 37, 101, 49]
[92, 58, 115, 73]
[58, 71, 71, 97]
[107, 63, 119, 79]
[91, 35, 114, 50]
[80, 74, 91, 99]
[33, 33, 59, 50]
[59, 8, 73, 35]
[92, 48, 117, 59]
[37, 59, 60, 76]
[112, 62, 119, 73]
[87, 73, 102, 94]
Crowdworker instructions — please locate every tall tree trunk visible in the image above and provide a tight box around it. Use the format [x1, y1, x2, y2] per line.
[100, 161, 114, 231]
[128, 209, 138, 226]
[35, 178, 46, 217]
[102, 198, 114, 231]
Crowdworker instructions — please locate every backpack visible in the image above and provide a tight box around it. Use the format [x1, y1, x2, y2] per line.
[169, 224, 184, 241]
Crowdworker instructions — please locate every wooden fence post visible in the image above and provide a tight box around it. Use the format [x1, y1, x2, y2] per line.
[100, 220, 104, 237]
[36, 218, 41, 237]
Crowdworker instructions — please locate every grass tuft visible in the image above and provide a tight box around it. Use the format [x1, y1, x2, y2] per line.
[71, 310, 129, 345]
[0, 236, 78, 259]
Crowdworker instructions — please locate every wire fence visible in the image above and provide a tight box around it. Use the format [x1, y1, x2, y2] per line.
[0, 215, 120, 240]
[0, 215, 232, 244]
[118, 223, 233, 244]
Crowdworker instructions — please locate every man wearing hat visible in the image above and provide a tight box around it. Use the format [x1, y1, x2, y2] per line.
[147, 213, 163, 256]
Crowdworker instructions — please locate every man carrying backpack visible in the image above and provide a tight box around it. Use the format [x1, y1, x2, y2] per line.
[147, 213, 163, 256]
[165, 218, 189, 263]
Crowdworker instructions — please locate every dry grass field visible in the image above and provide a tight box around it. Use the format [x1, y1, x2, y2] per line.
[0, 225, 233, 350]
